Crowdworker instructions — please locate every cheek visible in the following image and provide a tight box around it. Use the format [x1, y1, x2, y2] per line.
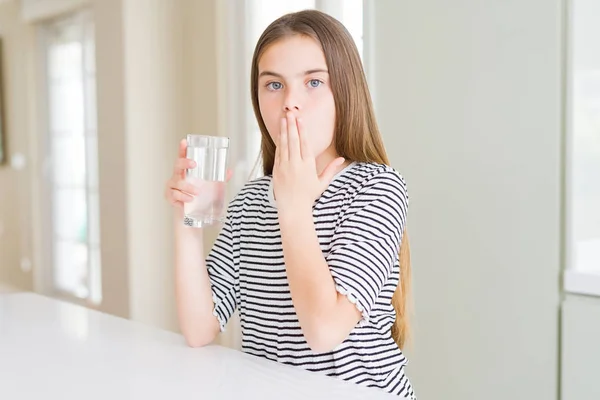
[259, 96, 281, 139]
[307, 94, 336, 148]
[302, 117, 335, 156]
[311, 90, 335, 123]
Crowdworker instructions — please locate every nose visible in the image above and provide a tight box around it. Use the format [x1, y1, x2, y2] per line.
[284, 104, 300, 112]
[283, 89, 301, 113]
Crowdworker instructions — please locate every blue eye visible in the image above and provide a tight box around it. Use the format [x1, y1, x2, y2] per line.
[267, 82, 282, 90]
[308, 79, 322, 88]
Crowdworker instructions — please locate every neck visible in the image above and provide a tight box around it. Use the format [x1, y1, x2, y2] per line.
[315, 149, 351, 177]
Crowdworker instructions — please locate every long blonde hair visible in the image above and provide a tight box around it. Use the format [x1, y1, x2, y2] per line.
[250, 10, 412, 349]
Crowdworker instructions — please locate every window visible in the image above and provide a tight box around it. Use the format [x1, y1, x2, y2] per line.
[40, 10, 101, 304]
[565, 0, 600, 295]
[242, 0, 364, 179]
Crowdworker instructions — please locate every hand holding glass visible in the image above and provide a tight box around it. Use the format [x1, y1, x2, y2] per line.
[183, 134, 229, 228]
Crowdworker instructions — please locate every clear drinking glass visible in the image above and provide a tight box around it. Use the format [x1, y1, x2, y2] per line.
[183, 134, 229, 228]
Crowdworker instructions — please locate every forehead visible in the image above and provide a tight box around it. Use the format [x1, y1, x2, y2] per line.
[258, 35, 327, 75]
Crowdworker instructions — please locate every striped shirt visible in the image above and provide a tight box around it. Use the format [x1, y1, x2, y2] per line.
[205, 162, 415, 399]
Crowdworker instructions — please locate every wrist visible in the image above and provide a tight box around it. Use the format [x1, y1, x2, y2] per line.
[173, 206, 184, 219]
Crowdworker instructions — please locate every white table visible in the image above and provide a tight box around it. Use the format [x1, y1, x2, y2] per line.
[0, 292, 397, 399]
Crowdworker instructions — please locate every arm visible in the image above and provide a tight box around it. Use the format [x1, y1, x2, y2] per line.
[279, 208, 362, 353]
[173, 207, 220, 347]
[273, 114, 406, 352]
[279, 170, 407, 353]
[167, 139, 238, 348]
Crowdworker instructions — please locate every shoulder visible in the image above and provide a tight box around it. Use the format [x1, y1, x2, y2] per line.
[228, 175, 271, 211]
[237, 175, 271, 198]
[345, 162, 408, 201]
[333, 163, 409, 240]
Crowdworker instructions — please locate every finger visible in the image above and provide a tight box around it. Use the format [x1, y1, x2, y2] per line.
[172, 180, 200, 196]
[171, 189, 194, 203]
[279, 117, 289, 162]
[173, 158, 197, 175]
[216, 179, 228, 200]
[296, 117, 313, 160]
[286, 112, 301, 161]
[319, 157, 346, 187]
[226, 168, 234, 182]
[178, 139, 187, 178]
[178, 138, 187, 159]
[167, 193, 184, 209]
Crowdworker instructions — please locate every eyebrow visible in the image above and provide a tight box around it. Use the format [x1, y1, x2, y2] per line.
[258, 69, 329, 78]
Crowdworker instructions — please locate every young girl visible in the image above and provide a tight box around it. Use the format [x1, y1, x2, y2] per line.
[165, 10, 415, 399]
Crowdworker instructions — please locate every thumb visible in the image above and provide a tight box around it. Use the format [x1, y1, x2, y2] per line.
[319, 157, 345, 188]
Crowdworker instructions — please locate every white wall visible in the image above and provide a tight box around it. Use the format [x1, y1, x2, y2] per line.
[561, 295, 600, 400]
[122, 0, 188, 333]
[112, 0, 220, 331]
[93, 0, 131, 319]
[369, 1, 562, 399]
[560, 2, 600, 396]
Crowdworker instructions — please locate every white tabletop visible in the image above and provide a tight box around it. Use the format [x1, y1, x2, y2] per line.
[0, 292, 397, 399]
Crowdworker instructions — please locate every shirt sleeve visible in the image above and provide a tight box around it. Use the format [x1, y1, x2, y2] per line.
[326, 169, 408, 323]
[205, 204, 239, 332]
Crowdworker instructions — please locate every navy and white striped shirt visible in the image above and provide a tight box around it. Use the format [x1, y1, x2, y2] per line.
[205, 162, 415, 398]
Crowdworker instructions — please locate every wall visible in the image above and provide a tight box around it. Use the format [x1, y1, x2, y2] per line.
[0, 0, 35, 291]
[561, 294, 600, 400]
[369, 1, 563, 399]
[93, 0, 220, 329]
[121, 0, 219, 332]
[560, 1, 600, 395]
[93, 0, 130, 318]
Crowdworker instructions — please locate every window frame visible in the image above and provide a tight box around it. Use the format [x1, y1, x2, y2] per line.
[36, 8, 102, 306]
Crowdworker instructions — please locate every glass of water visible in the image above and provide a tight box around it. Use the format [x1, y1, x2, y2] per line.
[183, 134, 229, 228]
